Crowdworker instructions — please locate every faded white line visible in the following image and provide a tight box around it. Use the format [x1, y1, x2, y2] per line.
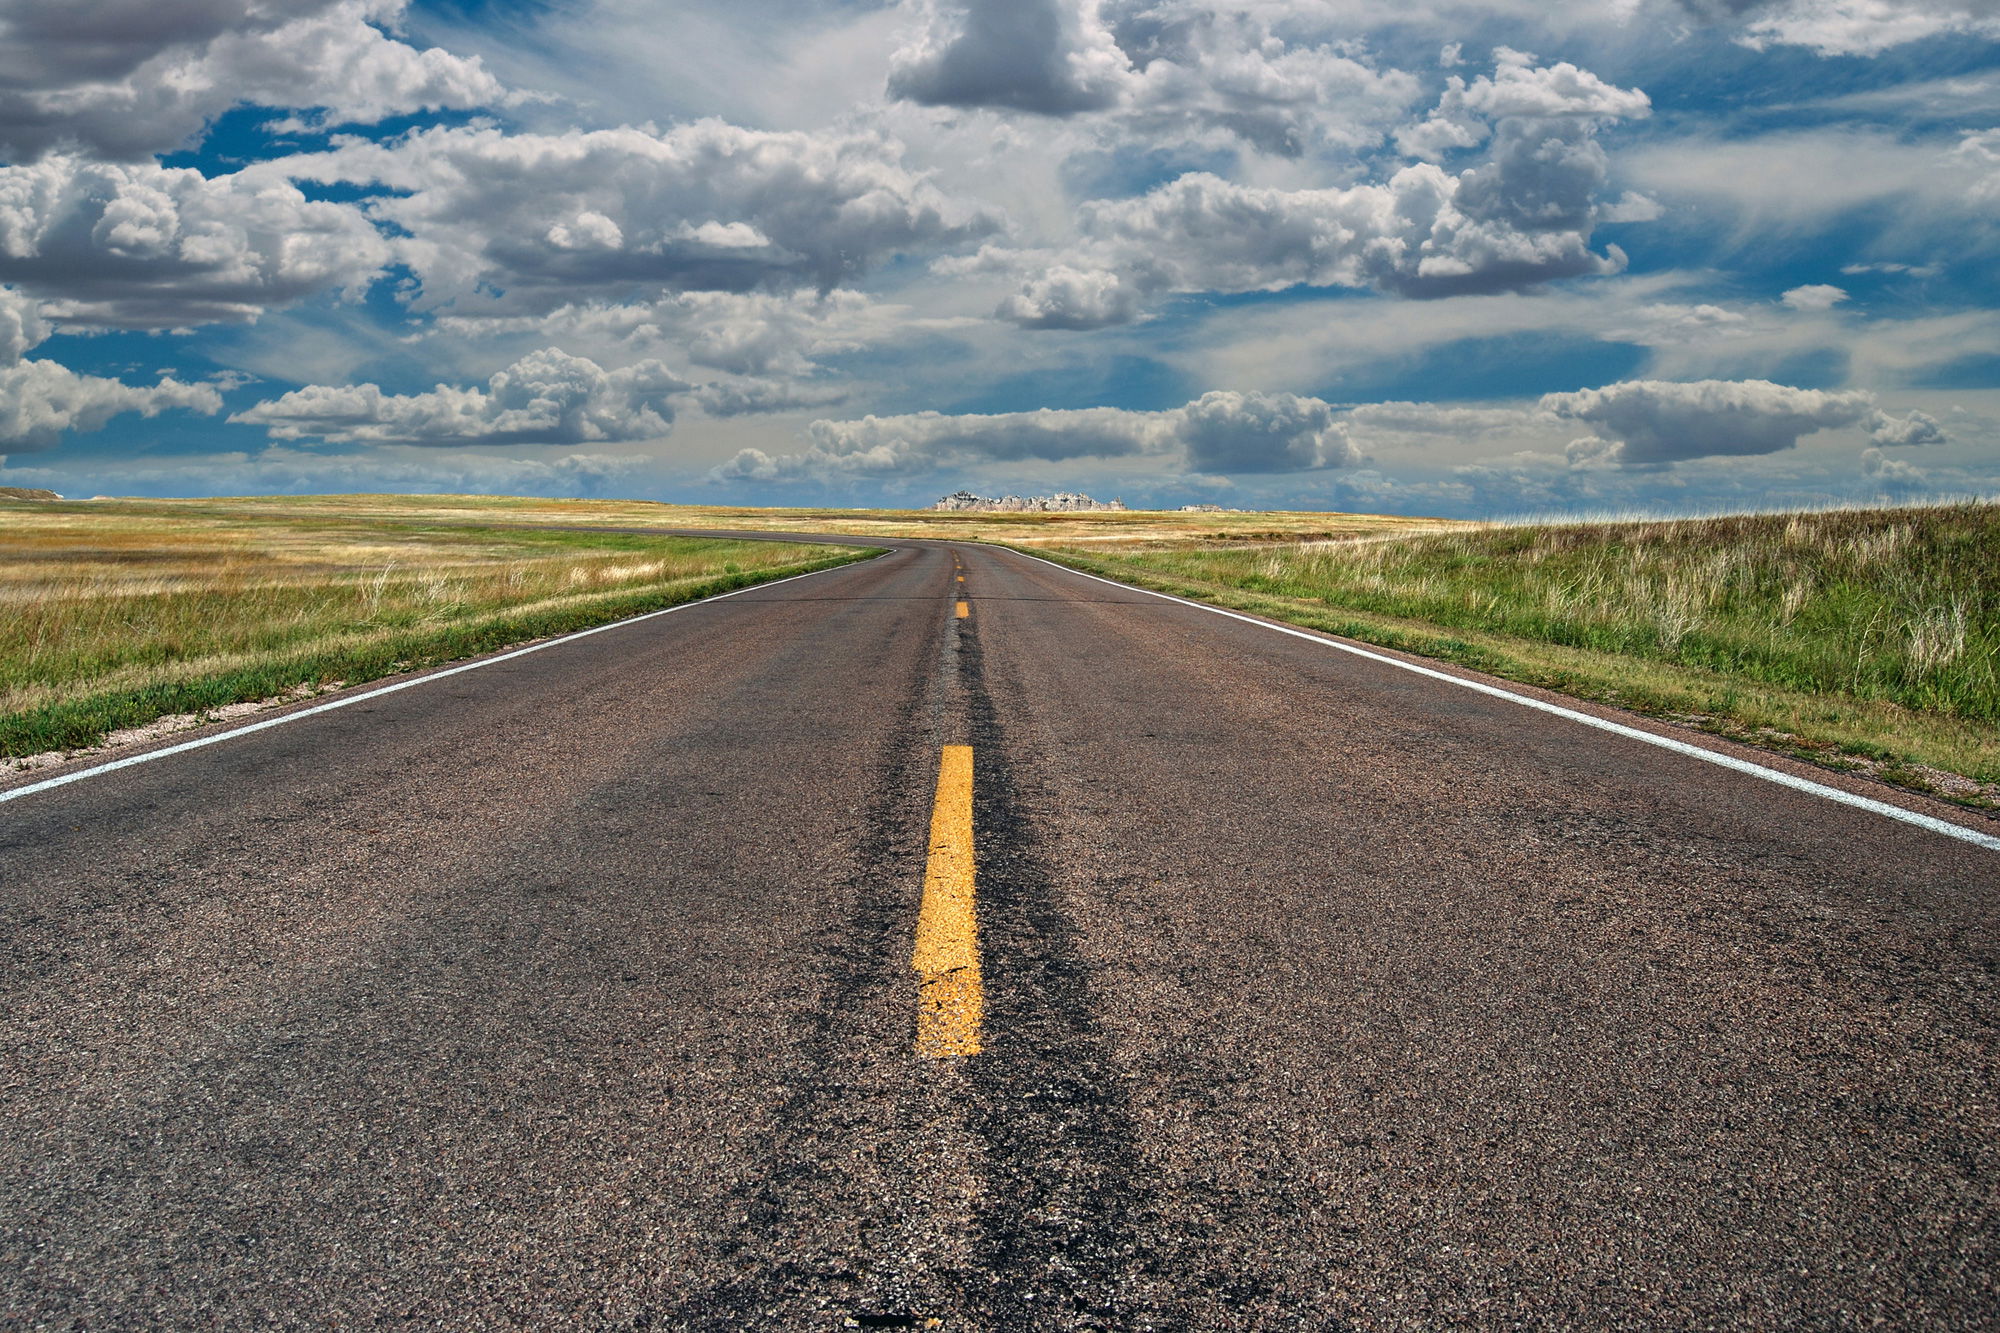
[1007, 548, 2000, 854]
[1, 554, 891, 807]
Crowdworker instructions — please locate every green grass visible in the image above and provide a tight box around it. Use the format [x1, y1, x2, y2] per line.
[18, 492, 1991, 806]
[1031, 502, 2000, 802]
[2, 503, 871, 758]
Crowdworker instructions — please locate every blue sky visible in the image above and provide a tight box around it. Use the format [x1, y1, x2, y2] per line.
[1, 0, 1996, 516]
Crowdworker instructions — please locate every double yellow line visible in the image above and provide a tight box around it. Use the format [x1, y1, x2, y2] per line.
[914, 746, 981, 1058]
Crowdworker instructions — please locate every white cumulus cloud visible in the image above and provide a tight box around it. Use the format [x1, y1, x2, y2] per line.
[0, 286, 49, 364]
[1117, 14, 1422, 157]
[1176, 390, 1359, 473]
[994, 51, 1648, 326]
[0, 156, 389, 328]
[270, 121, 997, 318]
[231, 347, 689, 445]
[1395, 46, 1651, 160]
[889, 5, 1427, 157]
[997, 265, 1146, 329]
[0, 359, 223, 450]
[1544, 378, 1877, 468]
[1781, 283, 1849, 310]
[1860, 445, 1926, 485]
[1866, 407, 1948, 446]
[887, 0, 1133, 115]
[0, 0, 507, 162]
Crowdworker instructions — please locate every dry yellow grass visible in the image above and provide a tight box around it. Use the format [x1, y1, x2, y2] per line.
[63, 491, 1457, 545]
[1, 499, 860, 757]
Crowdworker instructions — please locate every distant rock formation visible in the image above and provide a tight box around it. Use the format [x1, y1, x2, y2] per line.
[0, 486, 59, 501]
[932, 490, 1127, 513]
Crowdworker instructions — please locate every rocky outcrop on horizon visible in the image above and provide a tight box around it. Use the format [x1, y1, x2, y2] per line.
[932, 490, 1127, 513]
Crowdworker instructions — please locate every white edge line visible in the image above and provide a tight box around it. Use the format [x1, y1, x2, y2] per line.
[1, 550, 892, 807]
[1004, 546, 2000, 854]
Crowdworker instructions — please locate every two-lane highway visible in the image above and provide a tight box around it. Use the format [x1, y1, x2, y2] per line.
[2, 539, 1994, 1329]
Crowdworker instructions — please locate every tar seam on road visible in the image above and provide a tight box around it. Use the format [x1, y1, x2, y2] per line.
[0, 554, 893, 808]
[955, 600, 970, 619]
[913, 744, 982, 1058]
[1011, 549, 2000, 854]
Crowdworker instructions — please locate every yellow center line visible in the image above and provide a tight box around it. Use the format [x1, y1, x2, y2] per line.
[955, 600, 969, 618]
[913, 745, 981, 1058]
[956, 574, 965, 583]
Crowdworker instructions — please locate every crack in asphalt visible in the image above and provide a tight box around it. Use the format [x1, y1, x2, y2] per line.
[651, 574, 1179, 1331]
[952, 621, 1183, 1331]
[645, 681, 938, 1330]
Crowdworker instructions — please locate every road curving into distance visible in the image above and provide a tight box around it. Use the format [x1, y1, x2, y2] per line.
[2, 538, 1994, 1329]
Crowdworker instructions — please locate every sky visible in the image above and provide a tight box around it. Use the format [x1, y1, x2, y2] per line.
[0, 0, 1996, 517]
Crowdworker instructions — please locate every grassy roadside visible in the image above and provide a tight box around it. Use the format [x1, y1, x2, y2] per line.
[16, 492, 1991, 809]
[1021, 503, 2000, 809]
[2, 502, 873, 761]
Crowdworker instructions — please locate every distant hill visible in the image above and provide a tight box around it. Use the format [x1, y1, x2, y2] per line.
[0, 487, 59, 501]
[932, 490, 1126, 513]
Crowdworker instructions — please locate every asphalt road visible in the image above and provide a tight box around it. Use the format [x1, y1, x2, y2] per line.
[2, 540, 1995, 1330]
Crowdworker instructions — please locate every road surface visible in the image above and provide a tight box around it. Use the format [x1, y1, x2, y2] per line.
[2, 539, 1994, 1329]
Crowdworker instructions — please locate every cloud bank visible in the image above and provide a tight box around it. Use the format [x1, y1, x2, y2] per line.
[0, 0, 506, 162]
[0, 156, 388, 327]
[0, 280, 224, 450]
[989, 50, 1650, 327]
[270, 121, 996, 317]
[232, 348, 687, 445]
[1545, 378, 1877, 468]
[716, 389, 1359, 481]
[0, 359, 222, 450]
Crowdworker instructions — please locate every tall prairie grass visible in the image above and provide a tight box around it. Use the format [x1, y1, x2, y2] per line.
[1042, 502, 2000, 793]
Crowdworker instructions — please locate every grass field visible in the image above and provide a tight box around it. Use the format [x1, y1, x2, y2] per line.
[1031, 502, 2000, 804]
[10, 492, 1993, 807]
[1, 499, 865, 762]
